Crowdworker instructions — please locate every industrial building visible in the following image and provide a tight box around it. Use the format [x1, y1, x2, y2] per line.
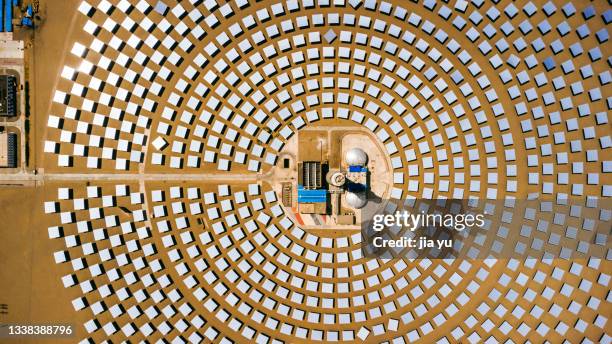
[297, 161, 327, 214]
[0, 131, 17, 167]
[0, 0, 17, 32]
[298, 161, 323, 190]
[296, 188, 327, 214]
[296, 131, 329, 215]
[0, 75, 17, 117]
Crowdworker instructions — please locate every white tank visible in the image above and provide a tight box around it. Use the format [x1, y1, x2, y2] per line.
[326, 170, 346, 187]
[345, 148, 368, 166]
[345, 192, 367, 209]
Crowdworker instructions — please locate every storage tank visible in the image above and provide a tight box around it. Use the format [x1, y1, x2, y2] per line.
[345, 192, 367, 209]
[345, 148, 368, 166]
[326, 170, 346, 187]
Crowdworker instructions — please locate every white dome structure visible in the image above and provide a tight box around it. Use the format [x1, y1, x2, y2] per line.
[345, 148, 368, 166]
[345, 192, 367, 209]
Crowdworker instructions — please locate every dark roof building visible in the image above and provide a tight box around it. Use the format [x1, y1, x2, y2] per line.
[0, 75, 17, 117]
[0, 132, 17, 167]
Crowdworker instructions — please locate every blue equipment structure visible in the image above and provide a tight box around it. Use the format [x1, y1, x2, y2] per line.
[21, 17, 32, 28]
[0, 0, 4, 32]
[4, 0, 12, 32]
[347, 165, 368, 192]
[297, 186, 327, 204]
[348, 165, 367, 173]
[20, 4, 33, 28]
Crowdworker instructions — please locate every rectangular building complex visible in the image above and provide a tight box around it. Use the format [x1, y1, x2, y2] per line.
[0, 132, 17, 167]
[298, 161, 322, 189]
[0, 75, 17, 117]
